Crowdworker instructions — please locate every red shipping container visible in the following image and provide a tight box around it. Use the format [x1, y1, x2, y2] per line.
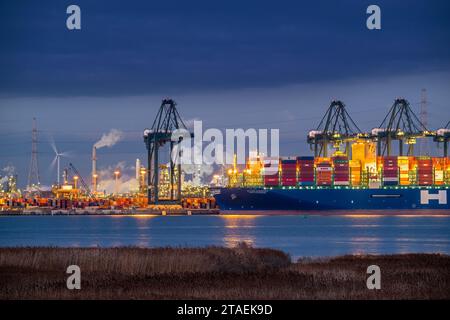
[383, 163, 398, 166]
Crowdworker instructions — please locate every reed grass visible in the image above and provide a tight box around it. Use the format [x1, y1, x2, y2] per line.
[0, 246, 448, 299]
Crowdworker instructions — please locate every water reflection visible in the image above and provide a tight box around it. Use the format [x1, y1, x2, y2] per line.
[343, 215, 384, 218]
[348, 236, 382, 255]
[221, 215, 258, 247]
[132, 215, 154, 247]
[0, 215, 449, 257]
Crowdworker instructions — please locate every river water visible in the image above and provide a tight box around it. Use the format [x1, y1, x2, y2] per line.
[1, 214, 450, 258]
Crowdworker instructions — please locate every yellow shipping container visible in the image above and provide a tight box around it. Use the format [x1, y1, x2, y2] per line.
[349, 159, 360, 166]
[315, 157, 331, 164]
[435, 170, 444, 185]
[364, 162, 377, 175]
[397, 156, 414, 185]
[351, 141, 376, 164]
[349, 160, 361, 184]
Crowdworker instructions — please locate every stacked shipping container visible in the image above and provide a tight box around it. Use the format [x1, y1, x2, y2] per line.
[263, 157, 279, 186]
[382, 156, 399, 185]
[398, 156, 410, 185]
[333, 155, 350, 185]
[446, 159, 450, 185]
[297, 156, 315, 186]
[242, 154, 449, 188]
[316, 158, 332, 186]
[281, 157, 297, 186]
[349, 160, 362, 186]
[433, 157, 446, 185]
[417, 157, 433, 185]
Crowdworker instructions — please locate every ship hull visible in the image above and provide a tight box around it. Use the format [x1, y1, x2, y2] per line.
[213, 187, 450, 212]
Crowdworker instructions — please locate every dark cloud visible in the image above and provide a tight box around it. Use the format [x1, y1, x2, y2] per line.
[0, 0, 449, 97]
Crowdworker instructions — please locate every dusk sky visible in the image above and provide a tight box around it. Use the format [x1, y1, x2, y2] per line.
[1, 0, 450, 187]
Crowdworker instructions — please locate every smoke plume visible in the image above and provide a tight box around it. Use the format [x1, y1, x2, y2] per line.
[2, 165, 15, 176]
[94, 129, 124, 149]
[0, 166, 15, 186]
[97, 161, 139, 194]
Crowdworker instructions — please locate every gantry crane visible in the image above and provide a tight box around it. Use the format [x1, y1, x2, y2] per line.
[67, 163, 92, 197]
[434, 121, 450, 157]
[143, 98, 193, 204]
[372, 98, 433, 156]
[307, 100, 366, 157]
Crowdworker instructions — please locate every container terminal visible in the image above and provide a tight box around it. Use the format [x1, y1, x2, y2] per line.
[1, 97, 449, 215]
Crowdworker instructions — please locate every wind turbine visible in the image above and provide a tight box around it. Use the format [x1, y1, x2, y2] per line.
[50, 141, 69, 186]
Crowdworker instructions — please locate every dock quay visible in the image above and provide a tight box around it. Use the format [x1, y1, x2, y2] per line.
[0, 207, 220, 216]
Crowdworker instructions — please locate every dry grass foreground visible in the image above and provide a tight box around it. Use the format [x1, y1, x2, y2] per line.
[0, 246, 449, 299]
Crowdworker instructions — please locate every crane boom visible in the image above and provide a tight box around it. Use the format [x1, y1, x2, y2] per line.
[68, 163, 92, 197]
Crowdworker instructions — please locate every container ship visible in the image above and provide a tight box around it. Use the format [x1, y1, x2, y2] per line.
[213, 99, 450, 213]
[213, 142, 450, 212]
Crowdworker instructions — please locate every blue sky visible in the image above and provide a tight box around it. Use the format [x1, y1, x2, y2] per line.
[0, 0, 449, 187]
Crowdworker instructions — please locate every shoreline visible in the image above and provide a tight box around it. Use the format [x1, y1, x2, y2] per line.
[1, 208, 449, 216]
[0, 247, 449, 299]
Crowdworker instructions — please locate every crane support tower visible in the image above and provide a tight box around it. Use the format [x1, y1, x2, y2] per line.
[307, 100, 366, 157]
[372, 98, 433, 156]
[434, 121, 450, 157]
[143, 98, 193, 205]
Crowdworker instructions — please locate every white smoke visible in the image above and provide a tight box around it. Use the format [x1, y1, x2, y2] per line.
[94, 129, 124, 149]
[97, 161, 139, 194]
[0, 177, 7, 186]
[0, 165, 16, 186]
[2, 165, 15, 176]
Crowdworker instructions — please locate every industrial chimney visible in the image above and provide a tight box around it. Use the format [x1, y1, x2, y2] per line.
[92, 146, 97, 193]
